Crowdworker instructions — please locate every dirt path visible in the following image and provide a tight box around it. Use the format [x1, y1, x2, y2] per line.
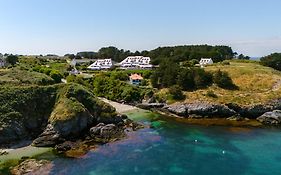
[273, 79, 281, 91]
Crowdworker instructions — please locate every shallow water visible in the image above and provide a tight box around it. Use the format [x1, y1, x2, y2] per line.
[43, 110, 281, 175]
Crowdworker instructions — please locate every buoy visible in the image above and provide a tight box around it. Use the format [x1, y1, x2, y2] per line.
[222, 150, 226, 154]
[195, 140, 198, 143]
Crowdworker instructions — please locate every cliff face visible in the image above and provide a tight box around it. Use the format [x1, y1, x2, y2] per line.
[0, 83, 117, 146]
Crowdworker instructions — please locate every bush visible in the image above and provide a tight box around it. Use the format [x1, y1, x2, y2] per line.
[193, 68, 213, 88]
[206, 90, 218, 98]
[213, 70, 237, 89]
[50, 70, 63, 83]
[260, 53, 281, 71]
[168, 85, 185, 100]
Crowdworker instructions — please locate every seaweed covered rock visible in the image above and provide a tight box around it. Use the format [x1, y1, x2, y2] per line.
[10, 159, 52, 175]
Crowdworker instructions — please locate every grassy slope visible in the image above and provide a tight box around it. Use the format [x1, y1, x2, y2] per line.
[184, 61, 281, 106]
[0, 68, 117, 143]
[0, 68, 55, 85]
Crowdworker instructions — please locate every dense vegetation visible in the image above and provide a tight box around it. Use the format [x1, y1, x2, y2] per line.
[66, 45, 234, 64]
[67, 71, 153, 103]
[260, 53, 281, 71]
[147, 45, 235, 65]
[150, 60, 235, 91]
[0, 68, 55, 85]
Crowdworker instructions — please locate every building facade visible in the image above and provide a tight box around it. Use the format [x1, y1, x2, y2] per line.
[199, 58, 213, 67]
[87, 59, 113, 70]
[120, 56, 153, 69]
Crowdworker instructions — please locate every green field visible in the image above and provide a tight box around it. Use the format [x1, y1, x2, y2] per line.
[184, 61, 281, 105]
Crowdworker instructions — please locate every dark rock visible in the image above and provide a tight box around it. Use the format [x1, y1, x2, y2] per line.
[89, 123, 125, 143]
[137, 103, 166, 110]
[0, 113, 28, 144]
[257, 110, 281, 125]
[165, 104, 187, 116]
[97, 115, 124, 125]
[227, 99, 281, 119]
[165, 103, 236, 118]
[55, 141, 76, 152]
[119, 114, 128, 120]
[32, 124, 64, 147]
[185, 103, 236, 117]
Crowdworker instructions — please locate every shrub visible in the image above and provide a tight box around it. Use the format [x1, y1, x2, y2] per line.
[260, 53, 281, 71]
[168, 85, 185, 100]
[193, 68, 213, 88]
[213, 70, 237, 90]
[50, 70, 63, 83]
[177, 68, 195, 90]
[206, 90, 218, 98]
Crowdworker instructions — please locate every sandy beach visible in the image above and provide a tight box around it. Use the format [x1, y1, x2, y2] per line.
[99, 98, 138, 113]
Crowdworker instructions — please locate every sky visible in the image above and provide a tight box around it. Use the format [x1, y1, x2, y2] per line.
[0, 0, 281, 56]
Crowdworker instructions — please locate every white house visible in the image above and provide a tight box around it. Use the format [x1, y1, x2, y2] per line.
[0, 54, 6, 68]
[199, 58, 213, 67]
[119, 56, 153, 69]
[87, 59, 113, 70]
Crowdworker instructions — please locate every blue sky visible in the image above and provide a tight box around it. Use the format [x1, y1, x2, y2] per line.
[0, 0, 281, 56]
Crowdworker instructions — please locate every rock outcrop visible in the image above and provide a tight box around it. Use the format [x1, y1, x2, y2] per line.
[136, 103, 166, 110]
[257, 110, 281, 125]
[89, 123, 126, 143]
[0, 83, 119, 147]
[164, 102, 236, 118]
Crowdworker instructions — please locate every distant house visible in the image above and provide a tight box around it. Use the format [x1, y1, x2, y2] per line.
[0, 54, 6, 68]
[129, 74, 143, 85]
[199, 58, 213, 67]
[119, 56, 153, 69]
[87, 59, 113, 70]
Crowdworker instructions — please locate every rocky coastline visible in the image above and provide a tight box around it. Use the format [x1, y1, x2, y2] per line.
[138, 99, 281, 126]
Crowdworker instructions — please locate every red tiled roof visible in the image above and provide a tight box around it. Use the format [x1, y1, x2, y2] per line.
[129, 74, 143, 80]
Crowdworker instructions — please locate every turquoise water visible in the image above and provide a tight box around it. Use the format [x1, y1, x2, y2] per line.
[46, 111, 281, 174]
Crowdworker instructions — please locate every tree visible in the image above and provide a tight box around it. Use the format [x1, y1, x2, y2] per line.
[6, 55, 19, 66]
[150, 60, 179, 88]
[65, 54, 75, 59]
[238, 54, 250, 60]
[177, 68, 195, 90]
[260, 53, 281, 71]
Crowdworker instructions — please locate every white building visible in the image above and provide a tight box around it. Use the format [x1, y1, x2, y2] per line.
[199, 58, 213, 67]
[0, 54, 6, 68]
[87, 59, 113, 70]
[119, 56, 153, 69]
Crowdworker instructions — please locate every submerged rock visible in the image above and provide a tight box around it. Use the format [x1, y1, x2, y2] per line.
[10, 159, 52, 175]
[257, 110, 281, 125]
